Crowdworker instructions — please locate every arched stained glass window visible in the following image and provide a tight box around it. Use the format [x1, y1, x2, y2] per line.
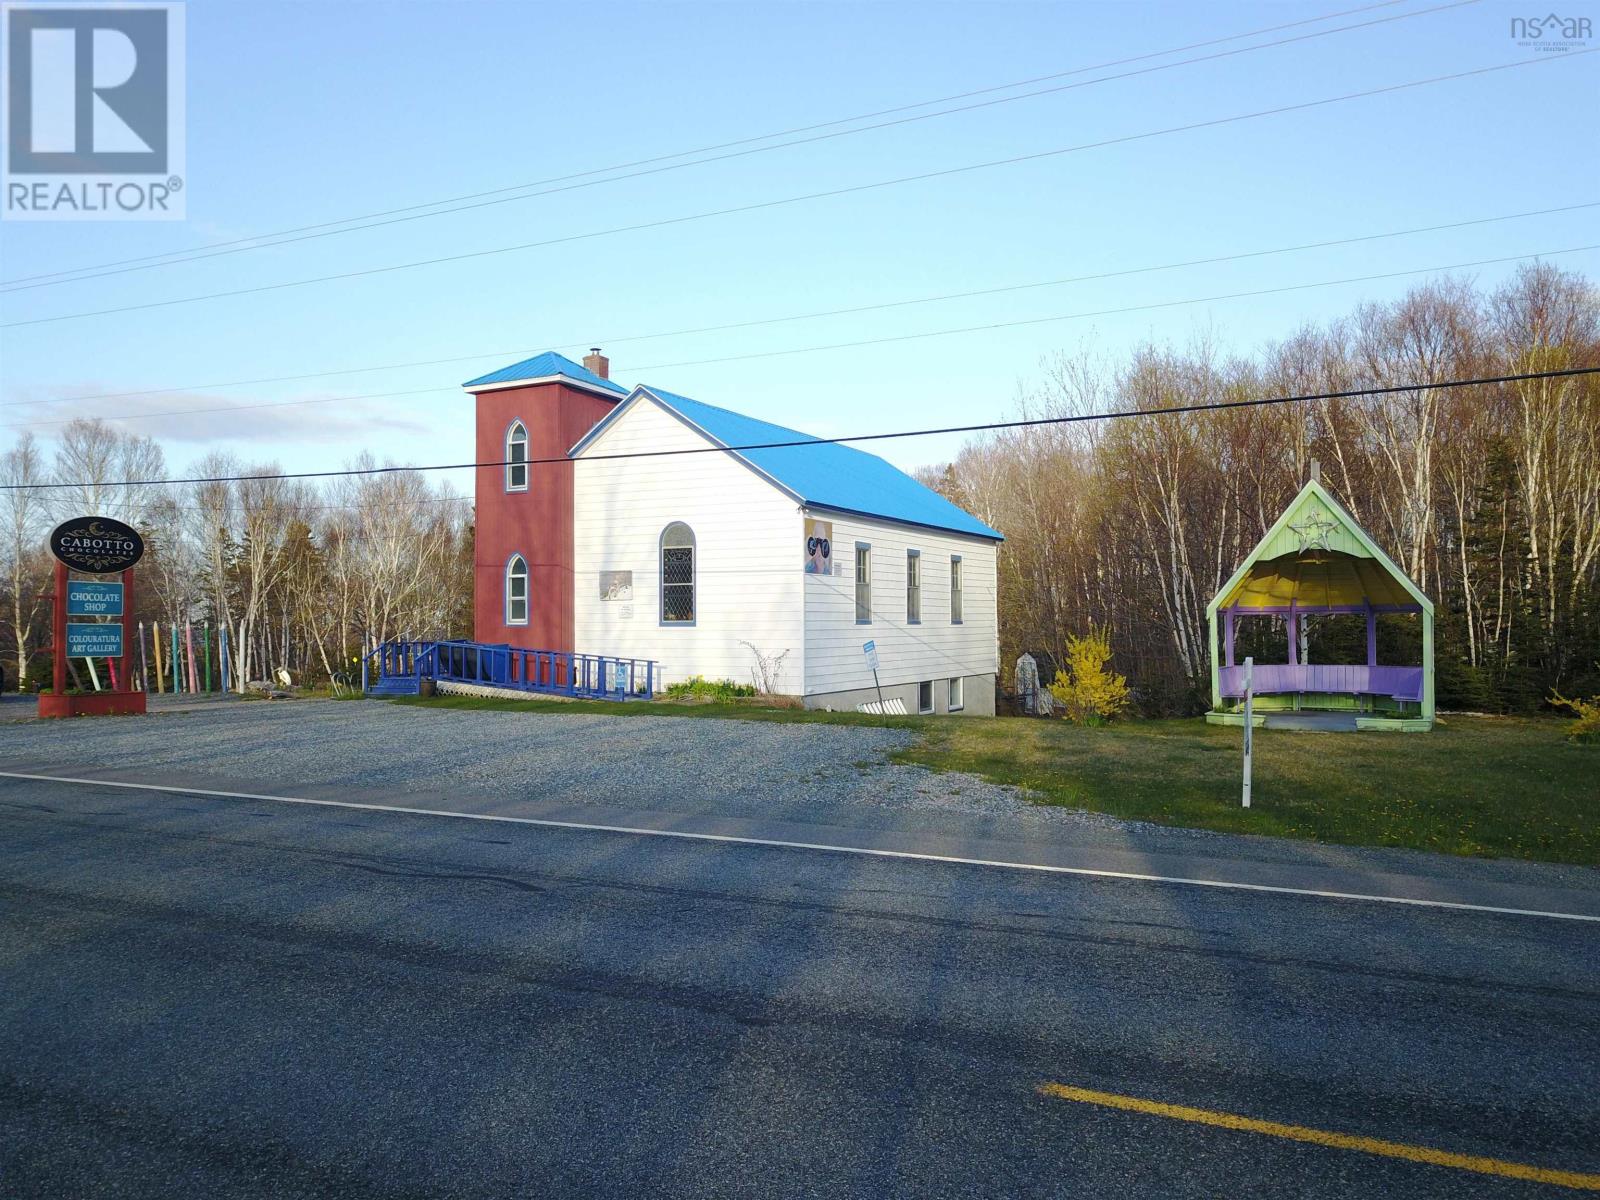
[660, 523, 695, 624]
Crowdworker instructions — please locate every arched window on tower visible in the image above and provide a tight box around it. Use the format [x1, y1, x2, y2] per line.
[506, 554, 529, 625]
[660, 522, 695, 624]
[505, 420, 528, 492]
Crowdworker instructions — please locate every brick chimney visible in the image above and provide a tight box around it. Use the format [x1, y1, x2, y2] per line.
[583, 347, 609, 380]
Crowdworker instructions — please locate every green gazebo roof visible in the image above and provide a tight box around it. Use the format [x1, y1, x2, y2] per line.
[1207, 480, 1431, 615]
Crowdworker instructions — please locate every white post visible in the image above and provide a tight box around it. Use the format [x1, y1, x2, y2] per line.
[1242, 656, 1254, 809]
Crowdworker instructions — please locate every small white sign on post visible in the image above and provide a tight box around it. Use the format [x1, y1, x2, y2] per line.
[863, 640, 887, 724]
[1241, 655, 1254, 809]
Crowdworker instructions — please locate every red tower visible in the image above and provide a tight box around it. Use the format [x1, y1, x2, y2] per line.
[467, 350, 624, 651]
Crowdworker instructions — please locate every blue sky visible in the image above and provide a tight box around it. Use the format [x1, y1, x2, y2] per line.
[1, 0, 1595, 499]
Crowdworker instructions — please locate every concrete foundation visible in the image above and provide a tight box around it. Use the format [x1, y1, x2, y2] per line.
[804, 673, 995, 717]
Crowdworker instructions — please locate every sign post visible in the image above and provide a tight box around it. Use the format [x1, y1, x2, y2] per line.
[863, 639, 887, 725]
[1241, 655, 1254, 809]
[40, 516, 147, 719]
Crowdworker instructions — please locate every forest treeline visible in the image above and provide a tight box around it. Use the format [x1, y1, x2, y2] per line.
[2, 429, 473, 691]
[924, 262, 1599, 713]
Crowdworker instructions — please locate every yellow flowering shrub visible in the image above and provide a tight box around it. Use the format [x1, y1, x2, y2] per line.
[1550, 691, 1600, 742]
[1048, 629, 1131, 725]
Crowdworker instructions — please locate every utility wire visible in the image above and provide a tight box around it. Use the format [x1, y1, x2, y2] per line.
[0, 2, 1464, 295]
[7, 199, 1589, 410]
[0, 0, 1419, 290]
[8, 244, 1592, 430]
[39, 491, 476, 518]
[7, 48, 1583, 332]
[6, 367, 1593, 492]
[622, 245, 1598, 372]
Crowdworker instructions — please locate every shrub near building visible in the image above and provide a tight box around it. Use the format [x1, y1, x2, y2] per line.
[1047, 629, 1130, 725]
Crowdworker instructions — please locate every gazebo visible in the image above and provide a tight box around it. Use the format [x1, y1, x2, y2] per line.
[1205, 478, 1433, 732]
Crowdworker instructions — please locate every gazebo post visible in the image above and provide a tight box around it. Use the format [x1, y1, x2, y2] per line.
[1208, 608, 1221, 711]
[1224, 608, 1235, 668]
[1422, 607, 1435, 725]
[1365, 602, 1377, 668]
[1287, 599, 1300, 711]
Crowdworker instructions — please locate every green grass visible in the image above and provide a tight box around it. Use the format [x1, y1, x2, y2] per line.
[388, 694, 1596, 864]
[899, 715, 1598, 865]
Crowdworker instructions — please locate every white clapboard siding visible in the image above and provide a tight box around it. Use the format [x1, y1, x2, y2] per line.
[573, 397, 806, 693]
[803, 511, 998, 695]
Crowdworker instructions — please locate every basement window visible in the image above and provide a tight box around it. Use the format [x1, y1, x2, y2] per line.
[918, 680, 934, 714]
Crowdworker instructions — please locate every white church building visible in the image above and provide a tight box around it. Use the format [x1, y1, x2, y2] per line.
[468, 352, 1003, 715]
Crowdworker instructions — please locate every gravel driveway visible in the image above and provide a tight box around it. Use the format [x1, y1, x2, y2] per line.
[1, 695, 1037, 827]
[4, 694, 1593, 891]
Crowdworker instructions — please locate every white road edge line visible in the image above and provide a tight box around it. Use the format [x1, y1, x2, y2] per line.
[3, 768, 1596, 923]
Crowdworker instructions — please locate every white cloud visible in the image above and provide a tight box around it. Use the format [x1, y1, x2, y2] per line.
[0, 386, 440, 445]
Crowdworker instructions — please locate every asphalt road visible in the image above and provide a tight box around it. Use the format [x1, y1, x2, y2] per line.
[1, 774, 1596, 1198]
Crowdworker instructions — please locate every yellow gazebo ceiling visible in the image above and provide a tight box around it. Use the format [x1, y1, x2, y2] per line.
[1207, 480, 1431, 615]
[1218, 550, 1418, 610]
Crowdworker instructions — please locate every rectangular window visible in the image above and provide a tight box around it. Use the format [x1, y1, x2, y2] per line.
[855, 543, 872, 623]
[917, 680, 933, 714]
[906, 550, 921, 624]
[948, 676, 964, 711]
[950, 555, 963, 624]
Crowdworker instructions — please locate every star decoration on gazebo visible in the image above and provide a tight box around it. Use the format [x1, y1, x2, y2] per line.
[1288, 513, 1339, 555]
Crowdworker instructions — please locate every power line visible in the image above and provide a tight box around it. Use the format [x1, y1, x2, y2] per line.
[9, 244, 1591, 430]
[0, 0, 1420, 291]
[61, 492, 476, 518]
[622, 245, 1598, 372]
[6, 367, 1593, 492]
[0, 1, 1464, 296]
[7, 199, 1588, 410]
[7, 48, 1583, 332]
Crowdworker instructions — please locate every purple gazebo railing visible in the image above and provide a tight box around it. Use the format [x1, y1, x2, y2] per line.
[1218, 663, 1422, 701]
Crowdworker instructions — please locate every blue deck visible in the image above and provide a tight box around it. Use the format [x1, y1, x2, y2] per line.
[365, 639, 656, 701]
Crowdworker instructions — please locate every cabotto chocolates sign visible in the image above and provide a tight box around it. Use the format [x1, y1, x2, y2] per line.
[49, 516, 145, 573]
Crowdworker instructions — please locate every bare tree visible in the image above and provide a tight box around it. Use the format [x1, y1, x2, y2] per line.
[51, 419, 166, 525]
[1, 434, 48, 687]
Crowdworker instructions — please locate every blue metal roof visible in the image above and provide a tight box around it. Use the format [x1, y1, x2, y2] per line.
[606, 386, 1002, 541]
[463, 351, 628, 395]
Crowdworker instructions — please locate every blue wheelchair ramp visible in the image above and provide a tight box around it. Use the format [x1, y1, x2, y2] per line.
[365, 639, 656, 701]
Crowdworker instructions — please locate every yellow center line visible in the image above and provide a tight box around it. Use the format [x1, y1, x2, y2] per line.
[1036, 1083, 1600, 1191]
